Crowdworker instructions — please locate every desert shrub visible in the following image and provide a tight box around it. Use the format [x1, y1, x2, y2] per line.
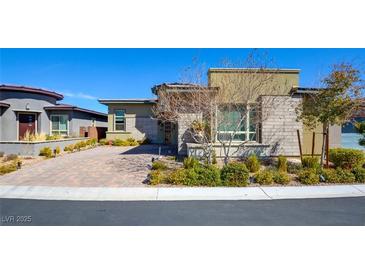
[183, 157, 201, 169]
[321, 169, 341, 184]
[54, 146, 61, 155]
[112, 139, 127, 146]
[255, 170, 274, 185]
[220, 162, 249, 187]
[352, 167, 365, 183]
[273, 170, 290, 185]
[126, 137, 139, 146]
[79, 141, 87, 148]
[46, 134, 62, 141]
[245, 154, 260, 173]
[302, 156, 320, 171]
[151, 161, 168, 170]
[99, 139, 108, 145]
[0, 151, 4, 158]
[287, 162, 302, 175]
[168, 168, 198, 186]
[211, 150, 217, 165]
[4, 154, 18, 162]
[277, 155, 288, 172]
[298, 169, 319, 185]
[64, 144, 75, 152]
[86, 138, 97, 146]
[0, 160, 19, 175]
[194, 165, 221, 186]
[39, 147, 53, 158]
[149, 170, 167, 185]
[168, 165, 221, 186]
[335, 168, 356, 183]
[329, 148, 365, 169]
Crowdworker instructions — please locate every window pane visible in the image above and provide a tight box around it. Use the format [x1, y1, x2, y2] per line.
[249, 133, 256, 141]
[233, 133, 246, 141]
[115, 122, 125, 131]
[249, 109, 256, 132]
[51, 116, 59, 130]
[59, 116, 68, 131]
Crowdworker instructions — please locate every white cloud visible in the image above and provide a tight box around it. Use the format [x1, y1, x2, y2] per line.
[63, 91, 98, 100]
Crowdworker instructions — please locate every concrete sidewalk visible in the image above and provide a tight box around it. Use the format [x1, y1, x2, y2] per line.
[0, 184, 364, 201]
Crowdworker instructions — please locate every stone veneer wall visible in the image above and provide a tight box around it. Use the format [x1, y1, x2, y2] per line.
[261, 95, 303, 156]
[177, 113, 202, 155]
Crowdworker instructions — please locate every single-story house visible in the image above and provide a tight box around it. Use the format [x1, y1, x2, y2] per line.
[99, 68, 342, 157]
[0, 85, 108, 141]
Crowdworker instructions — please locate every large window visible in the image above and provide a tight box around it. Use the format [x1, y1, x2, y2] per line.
[217, 105, 257, 142]
[115, 110, 126, 131]
[51, 114, 68, 136]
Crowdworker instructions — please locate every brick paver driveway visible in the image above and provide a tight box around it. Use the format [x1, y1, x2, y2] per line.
[0, 145, 174, 187]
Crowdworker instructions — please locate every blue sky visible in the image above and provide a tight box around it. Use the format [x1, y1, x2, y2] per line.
[1, 48, 364, 113]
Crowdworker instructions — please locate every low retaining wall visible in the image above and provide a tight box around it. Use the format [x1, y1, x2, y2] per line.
[0, 138, 90, 156]
[187, 142, 271, 158]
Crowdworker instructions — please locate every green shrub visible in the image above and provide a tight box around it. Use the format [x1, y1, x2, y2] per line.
[99, 139, 108, 145]
[183, 157, 201, 169]
[335, 168, 356, 183]
[79, 141, 87, 148]
[255, 170, 274, 185]
[86, 138, 97, 146]
[168, 165, 221, 186]
[126, 137, 139, 146]
[194, 165, 221, 186]
[64, 144, 75, 152]
[298, 169, 319, 185]
[149, 170, 166, 185]
[168, 168, 198, 186]
[277, 155, 288, 172]
[287, 162, 302, 175]
[4, 154, 18, 162]
[112, 139, 127, 146]
[329, 148, 365, 169]
[302, 156, 320, 170]
[39, 147, 53, 158]
[352, 167, 365, 183]
[211, 150, 217, 165]
[321, 169, 340, 184]
[220, 162, 249, 187]
[359, 138, 365, 146]
[0, 160, 19, 175]
[0, 151, 4, 158]
[321, 168, 356, 184]
[46, 134, 62, 140]
[54, 146, 61, 155]
[151, 161, 168, 170]
[273, 171, 290, 185]
[245, 154, 260, 173]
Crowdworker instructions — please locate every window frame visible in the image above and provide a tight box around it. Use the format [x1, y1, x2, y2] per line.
[216, 104, 257, 142]
[50, 114, 69, 136]
[114, 109, 126, 131]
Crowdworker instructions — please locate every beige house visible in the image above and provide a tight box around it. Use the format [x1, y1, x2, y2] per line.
[99, 68, 341, 157]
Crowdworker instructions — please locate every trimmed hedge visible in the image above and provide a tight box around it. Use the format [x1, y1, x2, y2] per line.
[221, 162, 250, 187]
[329, 148, 365, 169]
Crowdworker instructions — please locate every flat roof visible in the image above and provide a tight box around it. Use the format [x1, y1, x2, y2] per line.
[209, 68, 301, 74]
[151, 82, 219, 95]
[98, 98, 157, 105]
[290, 86, 324, 94]
[44, 104, 107, 117]
[0, 84, 64, 100]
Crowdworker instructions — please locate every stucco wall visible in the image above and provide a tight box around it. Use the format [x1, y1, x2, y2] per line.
[0, 91, 56, 141]
[106, 103, 161, 143]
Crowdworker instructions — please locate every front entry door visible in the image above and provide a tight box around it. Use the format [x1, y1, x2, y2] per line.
[19, 113, 36, 140]
[164, 122, 172, 144]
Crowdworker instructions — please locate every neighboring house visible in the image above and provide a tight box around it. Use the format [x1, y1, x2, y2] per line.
[342, 99, 365, 150]
[99, 68, 342, 157]
[0, 85, 107, 141]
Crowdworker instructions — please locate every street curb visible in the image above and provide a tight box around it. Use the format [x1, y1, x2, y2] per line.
[0, 185, 365, 201]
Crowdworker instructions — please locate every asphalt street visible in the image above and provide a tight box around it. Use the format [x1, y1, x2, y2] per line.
[1, 197, 364, 225]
